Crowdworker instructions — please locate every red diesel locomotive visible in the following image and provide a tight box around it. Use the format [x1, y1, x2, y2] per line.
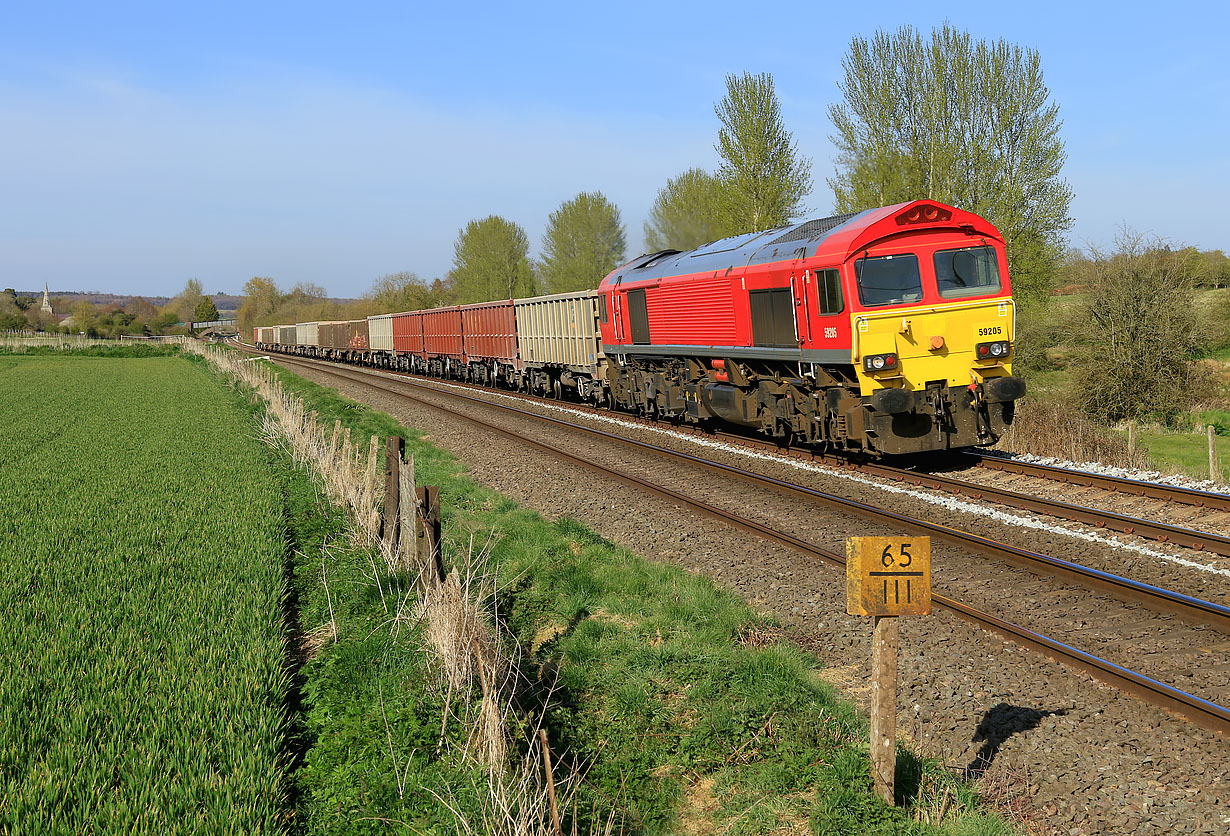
[598, 200, 1025, 454]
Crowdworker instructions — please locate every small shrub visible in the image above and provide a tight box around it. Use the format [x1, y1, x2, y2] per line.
[1070, 231, 1207, 424]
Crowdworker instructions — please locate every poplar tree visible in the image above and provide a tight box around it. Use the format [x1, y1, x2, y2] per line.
[540, 192, 627, 293]
[643, 168, 730, 252]
[714, 72, 812, 234]
[828, 24, 1073, 304]
[449, 216, 537, 304]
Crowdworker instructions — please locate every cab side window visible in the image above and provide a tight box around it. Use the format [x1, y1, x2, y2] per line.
[817, 268, 844, 314]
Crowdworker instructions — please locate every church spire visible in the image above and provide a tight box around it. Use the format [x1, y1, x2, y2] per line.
[41, 284, 53, 315]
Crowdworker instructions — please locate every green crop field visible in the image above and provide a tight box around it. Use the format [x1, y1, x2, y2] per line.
[0, 355, 290, 833]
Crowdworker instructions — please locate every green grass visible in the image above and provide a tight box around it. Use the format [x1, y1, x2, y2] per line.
[1132, 424, 1230, 483]
[0, 356, 291, 833]
[267, 363, 1018, 835]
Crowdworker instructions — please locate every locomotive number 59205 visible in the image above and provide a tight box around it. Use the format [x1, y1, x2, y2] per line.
[978, 326, 1003, 336]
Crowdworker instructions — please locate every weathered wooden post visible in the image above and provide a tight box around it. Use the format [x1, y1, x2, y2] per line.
[383, 436, 405, 549]
[397, 454, 416, 574]
[1210, 425, 1219, 483]
[846, 536, 932, 805]
[417, 485, 443, 584]
[1128, 420, 1136, 454]
[539, 728, 563, 836]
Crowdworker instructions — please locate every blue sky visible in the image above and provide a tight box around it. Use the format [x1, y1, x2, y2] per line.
[2, 1, 1226, 298]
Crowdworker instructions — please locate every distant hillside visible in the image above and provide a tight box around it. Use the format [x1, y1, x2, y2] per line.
[11, 289, 358, 320]
[16, 291, 353, 309]
[16, 290, 170, 308]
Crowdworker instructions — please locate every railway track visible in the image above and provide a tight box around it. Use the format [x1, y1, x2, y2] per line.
[963, 452, 1230, 513]
[246, 342, 1230, 558]
[248, 347, 1230, 736]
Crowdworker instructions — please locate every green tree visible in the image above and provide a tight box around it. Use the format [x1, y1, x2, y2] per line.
[643, 168, 731, 252]
[828, 23, 1073, 306]
[169, 278, 205, 322]
[449, 216, 537, 304]
[540, 192, 627, 293]
[355, 272, 454, 316]
[193, 296, 220, 323]
[1073, 232, 1207, 423]
[67, 300, 100, 334]
[714, 71, 812, 234]
[237, 276, 283, 333]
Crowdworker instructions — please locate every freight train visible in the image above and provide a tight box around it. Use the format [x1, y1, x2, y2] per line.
[254, 200, 1024, 455]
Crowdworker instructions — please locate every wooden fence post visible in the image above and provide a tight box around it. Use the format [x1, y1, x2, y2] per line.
[417, 486, 443, 584]
[397, 454, 416, 574]
[1128, 420, 1136, 454]
[539, 728, 563, 836]
[1211, 425, 1220, 482]
[383, 437, 404, 549]
[329, 420, 342, 462]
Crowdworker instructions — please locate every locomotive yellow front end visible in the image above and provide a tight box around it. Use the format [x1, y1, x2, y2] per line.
[837, 202, 1026, 454]
[853, 297, 1025, 453]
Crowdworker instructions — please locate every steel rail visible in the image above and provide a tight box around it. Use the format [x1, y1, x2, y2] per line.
[257, 350, 1230, 737]
[818, 457, 1230, 557]
[245, 341, 1230, 528]
[261, 352, 1230, 633]
[963, 452, 1230, 514]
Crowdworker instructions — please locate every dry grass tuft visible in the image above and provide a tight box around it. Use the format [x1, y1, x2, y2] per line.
[995, 395, 1152, 469]
[736, 622, 784, 649]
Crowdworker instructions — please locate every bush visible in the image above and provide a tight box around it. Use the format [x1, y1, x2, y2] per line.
[1071, 232, 1207, 424]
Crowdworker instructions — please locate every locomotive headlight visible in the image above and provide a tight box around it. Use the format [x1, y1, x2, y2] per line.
[975, 341, 1010, 361]
[863, 353, 899, 373]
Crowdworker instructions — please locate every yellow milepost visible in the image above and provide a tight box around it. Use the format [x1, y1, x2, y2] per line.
[845, 536, 933, 805]
[846, 536, 932, 617]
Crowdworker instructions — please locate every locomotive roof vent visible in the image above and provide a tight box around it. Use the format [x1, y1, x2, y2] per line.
[634, 249, 681, 268]
[769, 211, 860, 246]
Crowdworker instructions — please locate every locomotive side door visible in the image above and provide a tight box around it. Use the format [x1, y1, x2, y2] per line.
[790, 247, 811, 346]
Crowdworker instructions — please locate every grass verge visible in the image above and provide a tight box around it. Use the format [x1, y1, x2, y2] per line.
[265, 361, 1020, 835]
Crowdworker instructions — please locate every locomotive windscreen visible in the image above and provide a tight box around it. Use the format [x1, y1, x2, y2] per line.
[855, 254, 923, 307]
[934, 246, 1001, 298]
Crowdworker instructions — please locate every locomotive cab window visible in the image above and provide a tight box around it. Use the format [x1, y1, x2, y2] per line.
[855, 254, 922, 307]
[934, 246, 1001, 298]
[817, 268, 844, 314]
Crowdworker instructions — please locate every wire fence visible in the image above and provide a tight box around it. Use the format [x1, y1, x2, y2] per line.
[0, 333, 114, 350]
[118, 334, 189, 344]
